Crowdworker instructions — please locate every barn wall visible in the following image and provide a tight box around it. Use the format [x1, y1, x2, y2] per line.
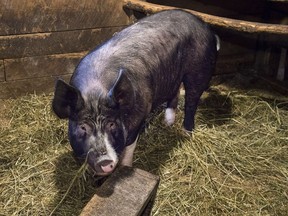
[147, 0, 268, 75]
[0, 0, 131, 98]
[1, 0, 286, 98]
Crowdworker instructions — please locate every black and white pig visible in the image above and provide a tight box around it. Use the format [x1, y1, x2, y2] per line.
[52, 10, 219, 176]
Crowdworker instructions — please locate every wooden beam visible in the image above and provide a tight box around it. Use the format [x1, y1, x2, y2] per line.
[0, 74, 72, 99]
[4, 52, 86, 81]
[0, 0, 130, 36]
[80, 166, 159, 216]
[215, 54, 255, 75]
[0, 27, 124, 59]
[123, 0, 288, 36]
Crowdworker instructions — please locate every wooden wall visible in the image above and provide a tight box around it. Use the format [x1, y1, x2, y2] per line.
[147, 0, 265, 75]
[147, 0, 288, 77]
[1, 0, 286, 98]
[0, 0, 131, 98]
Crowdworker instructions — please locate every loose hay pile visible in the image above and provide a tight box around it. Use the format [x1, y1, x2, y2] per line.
[1, 76, 288, 215]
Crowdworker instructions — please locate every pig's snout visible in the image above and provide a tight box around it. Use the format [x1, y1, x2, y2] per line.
[87, 150, 117, 176]
[98, 160, 115, 174]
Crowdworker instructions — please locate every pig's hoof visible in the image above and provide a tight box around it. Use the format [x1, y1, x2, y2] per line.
[165, 108, 175, 126]
[184, 128, 193, 133]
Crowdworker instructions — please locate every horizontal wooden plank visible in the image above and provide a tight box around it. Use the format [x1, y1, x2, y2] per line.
[0, 27, 124, 59]
[0, 60, 5, 82]
[5, 52, 87, 81]
[0, 74, 71, 99]
[0, 0, 130, 36]
[216, 30, 257, 56]
[0, 55, 255, 98]
[215, 54, 255, 74]
[124, 0, 288, 36]
[81, 166, 159, 216]
[147, 0, 266, 18]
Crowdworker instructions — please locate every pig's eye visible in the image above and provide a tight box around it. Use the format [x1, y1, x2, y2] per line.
[107, 122, 116, 131]
[77, 123, 91, 137]
[80, 125, 86, 131]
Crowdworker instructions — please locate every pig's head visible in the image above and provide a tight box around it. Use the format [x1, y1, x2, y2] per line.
[52, 69, 135, 176]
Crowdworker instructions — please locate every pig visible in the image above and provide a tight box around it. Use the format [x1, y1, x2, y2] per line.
[52, 9, 219, 176]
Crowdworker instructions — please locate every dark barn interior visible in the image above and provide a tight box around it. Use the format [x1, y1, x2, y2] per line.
[1, 0, 288, 215]
[0, 0, 287, 98]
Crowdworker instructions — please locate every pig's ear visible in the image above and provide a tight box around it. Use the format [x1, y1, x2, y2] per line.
[52, 79, 84, 119]
[107, 69, 135, 109]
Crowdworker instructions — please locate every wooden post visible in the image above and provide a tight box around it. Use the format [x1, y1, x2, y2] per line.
[80, 166, 159, 216]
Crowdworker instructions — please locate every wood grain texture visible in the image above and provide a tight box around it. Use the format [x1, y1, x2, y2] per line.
[0, 60, 4, 82]
[80, 166, 159, 216]
[5, 52, 87, 81]
[0, 74, 71, 99]
[0, 0, 130, 35]
[0, 0, 131, 98]
[123, 0, 288, 36]
[0, 27, 124, 59]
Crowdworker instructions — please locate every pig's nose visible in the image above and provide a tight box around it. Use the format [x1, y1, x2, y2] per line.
[99, 160, 115, 173]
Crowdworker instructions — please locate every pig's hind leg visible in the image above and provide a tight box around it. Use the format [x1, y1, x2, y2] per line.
[182, 75, 208, 131]
[165, 92, 179, 126]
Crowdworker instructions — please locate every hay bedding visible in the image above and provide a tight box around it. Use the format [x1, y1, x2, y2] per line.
[1, 75, 287, 215]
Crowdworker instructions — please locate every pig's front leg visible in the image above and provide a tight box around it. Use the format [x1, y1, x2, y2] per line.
[119, 135, 138, 166]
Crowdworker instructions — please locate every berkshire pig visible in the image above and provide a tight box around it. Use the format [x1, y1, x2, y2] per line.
[52, 9, 219, 176]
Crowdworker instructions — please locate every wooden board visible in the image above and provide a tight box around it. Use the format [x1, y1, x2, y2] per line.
[215, 54, 254, 74]
[80, 166, 159, 216]
[148, 0, 267, 19]
[4, 52, 86, 81]
[0, 27, 124, 59]
[0, 0, 130, 35]
[0, 60, 4, 82]
[124, 0, 288, 36]
[0, 74, 71, 99]
[215, 29, 258, 56]
[0, 0, 131, 98]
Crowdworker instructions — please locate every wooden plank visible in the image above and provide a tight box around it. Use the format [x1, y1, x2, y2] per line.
[0, 60, 5, 82]
[0, 0, 130, 36]
[215, 28, 258, 56]
[123, 0, 288, 36]
[80, 166, 159, 216]
[0, 74, 71, 99]
[0, 27, 124, 59]
[148, 0, 266, 18]
[4, 52, 86, 81]
[215, 54, 254, 74]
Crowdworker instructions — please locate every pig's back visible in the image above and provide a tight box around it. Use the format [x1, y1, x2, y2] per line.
[109, 10, 215, 100]
[109, 10, 212, 58]
[73, 10, 216, 105]
[98, 9, 215, 79]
